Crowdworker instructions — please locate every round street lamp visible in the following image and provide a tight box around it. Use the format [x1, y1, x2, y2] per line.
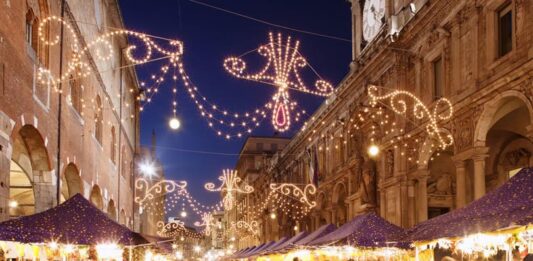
[368, 144, 380, 157]
[169, 117, 181, 130]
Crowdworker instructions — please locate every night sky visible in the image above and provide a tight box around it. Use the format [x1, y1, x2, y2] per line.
[119, 0, 352, 221]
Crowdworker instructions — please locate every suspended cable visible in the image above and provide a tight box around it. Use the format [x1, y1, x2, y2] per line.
[186, 0, 352, 43]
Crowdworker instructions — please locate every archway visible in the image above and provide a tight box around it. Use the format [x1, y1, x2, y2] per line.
[63, 163, 83, 198]
[10, 124, 52, 217]
[332, 183, 347, 226]
[107, 200, 117, 221]
[119, 209, 126, 225]
[476, 95, 533, 192]
[427, 151, 456, 219]
[89, 185, 104, 210]
[9, 160, 35, 218]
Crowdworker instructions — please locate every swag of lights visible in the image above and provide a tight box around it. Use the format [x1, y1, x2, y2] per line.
[205, 169, 254, 210]
[224, 32, 334, 132]
[367, 84, 454, 150]
[269, 183, 317, 208]
[36, 17, 333, 140]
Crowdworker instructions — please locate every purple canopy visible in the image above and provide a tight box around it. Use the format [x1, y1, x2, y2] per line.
[0, 194, 147, 245]
[234, 244, 263, 258]
[309, 212, 407, 248]
[293, 224, 336, 246]
[406, 167, 533, 242]
[243, 240, 275, 257]
[256, 237, 288, 254]
[267, 231, 309, 253]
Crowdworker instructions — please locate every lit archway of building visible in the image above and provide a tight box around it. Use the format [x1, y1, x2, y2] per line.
[89, 185, 104, 210]
[107, 199, 117, 221]
[332, 183, 347, 226]
[427, 151, 456, 219]
[10, 124, 52, 217]
[119, 209, 126, 226]
[9, 160, 35, 218]
[475, 94, 533, 192]
[62, 163, 83, 199]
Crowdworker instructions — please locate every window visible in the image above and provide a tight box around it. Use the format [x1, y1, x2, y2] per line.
[497, 2, 513, 57]
[25, 10, 33, 46]
[432, 56, 443, 100]
[69, 75, 82, 114]
[111, 126, 116, 163]
[95, 96, 103, 144]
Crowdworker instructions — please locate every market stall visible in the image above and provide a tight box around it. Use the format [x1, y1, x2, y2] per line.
[406, 167, 533, 260]
[0, 194, 150, 260]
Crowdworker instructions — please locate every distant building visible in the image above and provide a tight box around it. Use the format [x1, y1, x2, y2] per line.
[135, 131, 165, 236]
[0, 0, 139, 226]
[225, 136, 290, 249]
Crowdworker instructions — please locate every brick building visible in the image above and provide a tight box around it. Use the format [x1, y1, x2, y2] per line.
[0, 0, 140, 226]
[231, 0, 532, 248]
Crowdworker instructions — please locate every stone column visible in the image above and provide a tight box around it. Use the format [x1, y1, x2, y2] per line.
[454, 160, 467, 208]
[472, 152, 489, 200]
[417, 172, 429, 222]
[407, 180, 416, 227]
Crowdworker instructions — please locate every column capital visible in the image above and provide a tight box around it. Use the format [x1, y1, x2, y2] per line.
[471, 146, 490, 161]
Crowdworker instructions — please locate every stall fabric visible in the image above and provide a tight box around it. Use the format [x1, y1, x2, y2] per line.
[293, 224, 336, 246]
[309, 212, 408, 248]
[234, 244, 263, 259]
[406, 167, 533, 242]
[255, 237, 288, 255]
[267, 231, 308, 253]
[0, 194, 147, 245]
[242, 241, 276, 258]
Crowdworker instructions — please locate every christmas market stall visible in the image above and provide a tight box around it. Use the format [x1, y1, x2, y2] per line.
[241, 241, 276, 259]
[0, 194, 150, 260]
[406, 167, 533, 260]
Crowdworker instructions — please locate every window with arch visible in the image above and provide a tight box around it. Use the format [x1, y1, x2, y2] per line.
[69, 74, 82, 114]
[95, 96, 103, 144]
[25, 1, 50, 65]
[111, 126, 116, 163]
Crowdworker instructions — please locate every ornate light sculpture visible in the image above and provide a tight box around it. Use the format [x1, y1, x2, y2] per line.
[134, 178, 188, 205]
[269, 183, 317, 208]
[157, 220, 186, 237]
[367, 85, 454, 149]
[223, 32, 334, 132]
[194, 212, 215, 236]
[205, 169, 254, 210]
[232, 220, 259, 237]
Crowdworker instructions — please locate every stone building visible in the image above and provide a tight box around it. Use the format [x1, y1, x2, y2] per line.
[232, 0, 532, 247]
[225, 136, 290, 249]
[0, 0, 140, 226]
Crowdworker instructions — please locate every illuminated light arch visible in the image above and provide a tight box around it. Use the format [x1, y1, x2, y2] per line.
[367, 84, 454, 150]
[204, 169, 254, 210]
[224, 32, 334, 132]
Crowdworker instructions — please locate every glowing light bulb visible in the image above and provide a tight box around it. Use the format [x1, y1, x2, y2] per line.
[368, 145, 380, 157]
[8, 200, 18, 208]
[169, 117, 181, 130]
[270, 213, 276, 220]
[180, 211, 187, 218]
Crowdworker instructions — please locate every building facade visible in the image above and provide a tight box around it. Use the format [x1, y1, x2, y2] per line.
[232, 0, 532, 247]
[225, 136, 290, 249]
[0, 0, 140, 226]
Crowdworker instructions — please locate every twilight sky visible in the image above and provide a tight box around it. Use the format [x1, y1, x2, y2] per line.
[119, 0, 352, 221]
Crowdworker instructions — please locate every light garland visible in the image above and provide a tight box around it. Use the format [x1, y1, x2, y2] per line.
[156, 220, 185, 237]
[205, 169, 254, 210]
[232, 220, 260, 237]
[134, 178, 188, 205]
[223, 32, 334, 132]
[269, 183, 317, 208]
[367, 85, 454, 150]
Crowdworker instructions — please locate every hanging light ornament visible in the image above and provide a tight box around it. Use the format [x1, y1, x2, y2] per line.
[204, 169, 254, 210]
[223, 32, 334, 132]
[367, 85, 454, 150]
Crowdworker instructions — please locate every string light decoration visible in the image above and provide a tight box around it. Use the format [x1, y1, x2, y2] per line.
[194, 212, 216, 236]
[223, 32, 334, 132]
[231, 220, 260, 237]
[367, 85, 454, 150]
[134, 178, 188, 206]
[156, 220, 185, 237]
[205, 169, 254, 210]
[269, 183, 317, 208]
